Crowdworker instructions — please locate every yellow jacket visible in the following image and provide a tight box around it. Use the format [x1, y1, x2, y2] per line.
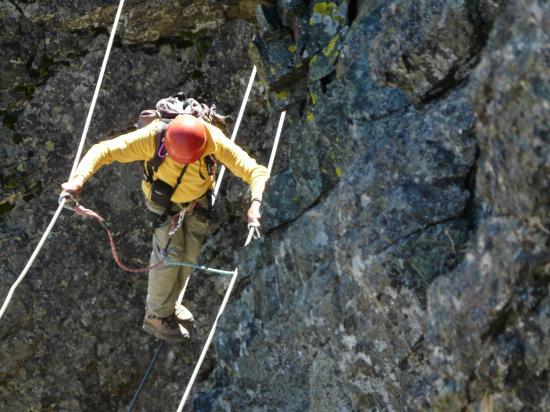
[74, 119, 269, 204]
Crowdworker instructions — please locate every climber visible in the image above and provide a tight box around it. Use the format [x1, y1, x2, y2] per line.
[61, 114, 268, 342]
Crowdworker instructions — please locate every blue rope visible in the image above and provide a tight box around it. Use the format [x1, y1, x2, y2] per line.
[164, 260, 235, 276]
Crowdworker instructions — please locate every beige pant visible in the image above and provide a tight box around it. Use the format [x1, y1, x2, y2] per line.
[146, 196, 210, 318]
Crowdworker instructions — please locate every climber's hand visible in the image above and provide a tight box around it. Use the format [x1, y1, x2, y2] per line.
[61, 176, 85, 198]
[247, 199, 261, 228]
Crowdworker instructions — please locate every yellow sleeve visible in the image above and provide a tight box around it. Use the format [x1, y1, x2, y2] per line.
[207, 123, 269, 200]
[73, 121, 158, 181]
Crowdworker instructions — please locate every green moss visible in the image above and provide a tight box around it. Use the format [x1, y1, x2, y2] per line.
[312, 2, 338, 16]
[310, 2, 345, 28]
[274, 91, 290, 100]
[334, 15, 345, 26]
[321, 143, 349, 180]
[310, 92, 318, 105]
[307, 112, 315, 122]
[288, 44, 297, 53]
[323, 35, 339, 58]
[46, 141, 55, 151]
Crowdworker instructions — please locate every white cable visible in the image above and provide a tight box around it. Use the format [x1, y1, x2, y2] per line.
[175, 268, 239, 412]
[176, 65, 257, 316]
[0, 0, 126, 321]
[176, 111, 286, 411]
[244, 111, 285, 247]
[69, 0, 126, 178]
[213, 65, 257, 200]
[266, 111, 285, 175]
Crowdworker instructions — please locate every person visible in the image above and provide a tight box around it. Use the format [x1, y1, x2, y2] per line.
[61, 114, 269, 342]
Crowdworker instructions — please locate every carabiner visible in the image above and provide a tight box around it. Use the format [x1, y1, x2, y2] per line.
[59, 191, 79, 211]
[247, 223, 261, 240]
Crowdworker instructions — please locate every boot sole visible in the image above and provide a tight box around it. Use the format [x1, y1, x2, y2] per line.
[142, 323, 189, 343]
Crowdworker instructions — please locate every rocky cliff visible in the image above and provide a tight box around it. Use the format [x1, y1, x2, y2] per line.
[0, 0, 548, 411]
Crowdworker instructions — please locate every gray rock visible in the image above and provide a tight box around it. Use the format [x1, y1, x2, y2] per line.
[306, 0, 349, 82]
[248, 33, 300, 91]
[199, 66, 478, 412]
[471, 0, 549, 226]
[307, 0, 349, 53]
[277, 0, 309, 53]
[424, 217, 549, 410]
[421, 1, 550, 410]
[369, 0, 508, 104]
[1, 0, 548, 411]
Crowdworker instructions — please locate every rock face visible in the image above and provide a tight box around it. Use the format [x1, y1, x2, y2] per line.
[423, 1, 550, 410]
[0, 1, 548, 411]
[369, 0, 508, 104]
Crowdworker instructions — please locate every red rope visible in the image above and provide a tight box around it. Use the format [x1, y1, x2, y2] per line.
[73, 205, 164, 273]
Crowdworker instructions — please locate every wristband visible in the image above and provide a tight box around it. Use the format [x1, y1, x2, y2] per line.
[251, 198, 262, 205]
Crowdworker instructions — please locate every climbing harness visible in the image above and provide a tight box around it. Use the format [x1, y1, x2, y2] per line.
[168, 203, 192, 238]
[161, 200, 196, 261]
[0, 0, 126, 321]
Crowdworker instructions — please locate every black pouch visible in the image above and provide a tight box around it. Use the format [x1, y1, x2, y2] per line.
[150, 179, 174, 210]
[148, 210, 168, 233]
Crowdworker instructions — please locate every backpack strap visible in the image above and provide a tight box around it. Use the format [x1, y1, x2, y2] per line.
[143, 122, 168, 183]
[162, 164, 189, 216]
[205, 155, 217, 178]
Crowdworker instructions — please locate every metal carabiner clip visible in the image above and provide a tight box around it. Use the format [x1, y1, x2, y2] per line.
[59, 191, 79, 211]
[247, 223, 261, 240]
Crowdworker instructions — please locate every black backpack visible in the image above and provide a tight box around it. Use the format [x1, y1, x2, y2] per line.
[137, 95, 232, 215]
[138, 94, 232, 184]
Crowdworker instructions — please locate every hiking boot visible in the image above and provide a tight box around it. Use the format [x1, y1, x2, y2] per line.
[143, 312, 189, 342]
[175, 303, 194, 328]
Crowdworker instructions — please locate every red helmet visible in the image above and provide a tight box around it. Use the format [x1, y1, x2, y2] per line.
[164, 115, 207, 164]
